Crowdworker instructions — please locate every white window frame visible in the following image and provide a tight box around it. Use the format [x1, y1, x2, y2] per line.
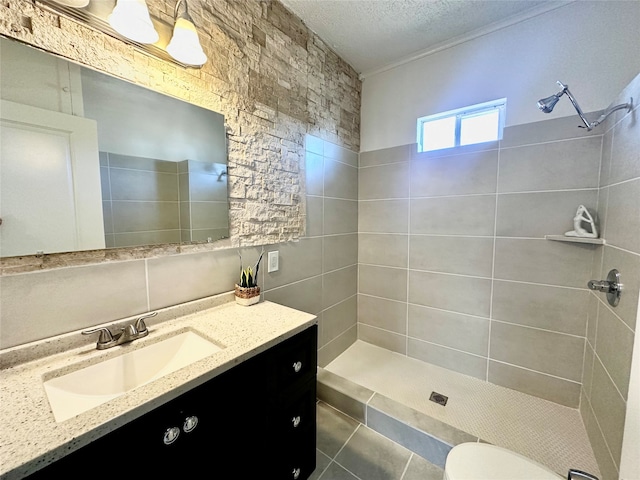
[417, 98, 507, 153]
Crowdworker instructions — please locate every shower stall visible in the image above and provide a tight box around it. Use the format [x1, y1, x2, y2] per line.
[313, 72, 640, 480]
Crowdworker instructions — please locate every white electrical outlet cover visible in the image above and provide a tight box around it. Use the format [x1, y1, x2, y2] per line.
[268, 251, 279, 272]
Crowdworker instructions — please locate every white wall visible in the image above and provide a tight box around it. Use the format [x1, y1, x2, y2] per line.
[360, 1, 640, 152]
[620, 303, 640, 480]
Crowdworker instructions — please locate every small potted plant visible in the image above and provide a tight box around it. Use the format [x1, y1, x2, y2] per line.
[235, 250, 264, 306]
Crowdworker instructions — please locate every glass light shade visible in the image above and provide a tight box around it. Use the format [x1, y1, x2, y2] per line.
[51, 0, 90, 7]
[167, 17, 207, 66]
[108, 0, 159, 44]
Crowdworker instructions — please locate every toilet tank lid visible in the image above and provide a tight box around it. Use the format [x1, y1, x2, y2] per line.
[445, 443, 563, 480]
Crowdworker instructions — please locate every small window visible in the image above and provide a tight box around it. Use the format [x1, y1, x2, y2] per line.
[417, 98, 506, 153]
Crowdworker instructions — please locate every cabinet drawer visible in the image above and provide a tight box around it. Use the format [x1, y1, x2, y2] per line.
[276, 380, 316, 438]
[271, 427, 316, 480]
[274, 325, 317, 388]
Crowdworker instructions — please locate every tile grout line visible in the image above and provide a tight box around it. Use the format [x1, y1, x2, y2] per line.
[398, 452, 414, 480]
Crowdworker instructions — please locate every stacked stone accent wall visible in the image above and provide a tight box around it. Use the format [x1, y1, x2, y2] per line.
[0, 0, 361, 247]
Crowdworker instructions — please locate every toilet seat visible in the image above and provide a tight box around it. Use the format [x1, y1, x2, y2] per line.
[444, 443, 563, 480]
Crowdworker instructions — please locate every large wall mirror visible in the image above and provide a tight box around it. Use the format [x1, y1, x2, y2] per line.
[0, 36, 228, 258]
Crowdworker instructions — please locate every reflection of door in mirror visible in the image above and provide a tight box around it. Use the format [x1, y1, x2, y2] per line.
[0, 100, 104, 257]
[0, 37, 229, 257]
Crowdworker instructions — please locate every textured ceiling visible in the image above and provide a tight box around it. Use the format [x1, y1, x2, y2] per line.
[279, 0, 567, 76]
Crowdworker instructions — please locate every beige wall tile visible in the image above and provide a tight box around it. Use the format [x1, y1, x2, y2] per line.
[610, 109, 640, 184]
[599, 128, 613, 189]
[360, 144, 412, 167]
[595, 303, 634, 399]
[408, 270, 491, 317]
[408, 305, 489, 356]
[492, 280, 589, 336]
[604, 178, 640, 254]
[359, 199, 409, 233]
[498, 136, 601, 192]
[0, 261, 148, 348]
[408, 338, 487, 380]
[324, 198, 358, 234]
[318, 325, 357, 367]
[190, 201, 228, 229]
[496, 190, 598, 238]
[359, 162, 410, 200]
[188, 169, 228, 202]
[600, 246, 639, 330]
[321, 296, 357, 346]
[306, 151, 324, 196]
[324, 159, 358, 200]
[410, 195, 496, 235]
[488, 361, 580, 407]
[358, 294, 407, 334]
[582, 343, 595, 398]
[500, 115, 599, 148]
[147, 248, 244, 310]
[264, 275, 323, 315]
[113, 230, 180, 247]
[409, 235, 493, 277]
[359, 264, 407, 302]
[111, 201, 180, 232]
[359, 233, 408, 268]
[109, 168, 178, 202]
[586, 293, 599, 347]
[489, 321, 585, 381]
[305, 134, 323, 155]
[323, 265, 358, 309]
[323, 234, 358, 273]
[582, 397, 620, 480]
[410, 149, 498, 197]
[359, 324, 407, 354]
[589, 358, 626, 466]
[305, 196, 323, 237]
[264, 238, 322, 290]
[324, 140, 358, 167]
[107, 153, 178, 173]
[494, 238, 594, 288]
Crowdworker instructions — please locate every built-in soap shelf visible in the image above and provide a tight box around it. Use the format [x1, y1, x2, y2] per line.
[545, 235, 606, 245]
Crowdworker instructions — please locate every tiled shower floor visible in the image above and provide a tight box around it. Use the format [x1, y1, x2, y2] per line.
[324, 341, 600, 477]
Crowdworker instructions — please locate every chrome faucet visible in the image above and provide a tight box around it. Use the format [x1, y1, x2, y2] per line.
[82, 312, 157, 350]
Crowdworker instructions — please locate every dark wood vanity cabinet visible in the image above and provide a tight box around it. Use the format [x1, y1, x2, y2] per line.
[26, 325, 317, 480]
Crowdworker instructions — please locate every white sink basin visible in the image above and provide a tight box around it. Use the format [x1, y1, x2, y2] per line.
[44, 331, 223, 422]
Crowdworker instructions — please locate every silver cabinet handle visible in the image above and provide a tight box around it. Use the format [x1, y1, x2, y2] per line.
[292, 468, 301, 479]
[183, 416, 198, 433]
[293, 361, 302, 373]
[292, 415, 301, 428]
[163, 426, 180, 445]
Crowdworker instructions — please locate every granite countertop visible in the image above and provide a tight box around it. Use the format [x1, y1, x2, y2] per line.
[0, 294, 317, 479]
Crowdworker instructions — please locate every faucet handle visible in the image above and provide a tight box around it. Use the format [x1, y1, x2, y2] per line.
[135, 312, 157, 334]
[82, 327, 114, 345]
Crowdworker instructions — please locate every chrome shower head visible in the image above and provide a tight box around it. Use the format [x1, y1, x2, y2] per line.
[538, 80, 633, 131]
[537, 94, 562, 113]
[538, 81, 567, 113]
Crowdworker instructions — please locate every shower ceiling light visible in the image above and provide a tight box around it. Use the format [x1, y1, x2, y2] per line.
[108, 0, 159, 45]
[166, 0, 207, 66]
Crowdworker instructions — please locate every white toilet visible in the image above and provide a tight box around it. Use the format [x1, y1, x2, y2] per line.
[444, 442, 563, 480]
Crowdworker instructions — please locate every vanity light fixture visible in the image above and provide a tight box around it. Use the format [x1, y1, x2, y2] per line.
[50, 0, 90, 7]
[108, 0, 159, 45]
[166, 0, 207, 67]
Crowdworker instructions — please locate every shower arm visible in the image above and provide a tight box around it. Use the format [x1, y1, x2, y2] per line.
[558, 81, 633, 131]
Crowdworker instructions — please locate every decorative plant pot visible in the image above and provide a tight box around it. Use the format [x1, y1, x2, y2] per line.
[234, 284, 260, 306]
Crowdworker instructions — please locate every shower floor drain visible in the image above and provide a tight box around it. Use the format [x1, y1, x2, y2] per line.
[429, 391, 448, 406]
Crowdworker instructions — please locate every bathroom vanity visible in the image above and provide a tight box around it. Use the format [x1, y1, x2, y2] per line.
[0, 298, 317, 480]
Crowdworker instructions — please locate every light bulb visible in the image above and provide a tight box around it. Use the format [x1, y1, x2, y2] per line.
[167, 16, 207, 66]
[108, 0, 159, 44]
